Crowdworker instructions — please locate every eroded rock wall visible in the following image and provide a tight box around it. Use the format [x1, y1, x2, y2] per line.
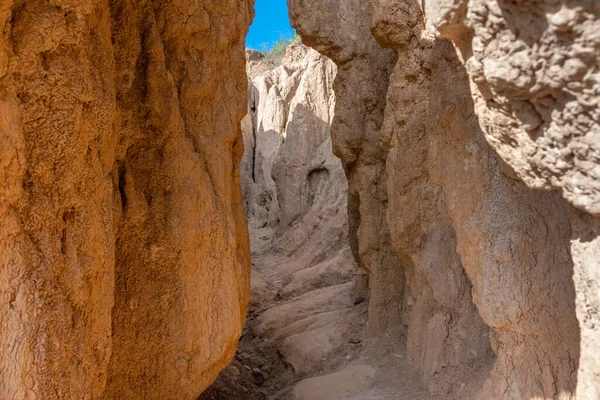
[288, 0, 405, 336]
[428, 0, 600, 217]
[0, 1, 253, 399]
[290, 0, 599, 398]
[428, 2, 600, 396]
[242, 45, 349, 276]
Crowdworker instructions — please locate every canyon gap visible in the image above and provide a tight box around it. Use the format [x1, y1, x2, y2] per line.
[0, 0, 598, 399]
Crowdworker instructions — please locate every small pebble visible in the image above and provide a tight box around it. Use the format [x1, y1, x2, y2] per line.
[252, 368, 265, 386]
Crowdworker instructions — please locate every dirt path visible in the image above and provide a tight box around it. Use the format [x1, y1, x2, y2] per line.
[200, 240, 364, 398]
[199, 235, 462, 400]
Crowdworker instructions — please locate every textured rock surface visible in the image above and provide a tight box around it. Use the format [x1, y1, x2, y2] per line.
[430, 0, 600, 217]
[0, 1, 252, 399]
[290, 0, 600, 399]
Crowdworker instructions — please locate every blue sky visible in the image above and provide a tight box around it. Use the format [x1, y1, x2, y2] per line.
[246, 0, 296, 50]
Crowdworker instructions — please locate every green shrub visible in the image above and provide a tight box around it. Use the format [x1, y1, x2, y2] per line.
[260, 33, 302, 68]
[262, 38, 288, 66]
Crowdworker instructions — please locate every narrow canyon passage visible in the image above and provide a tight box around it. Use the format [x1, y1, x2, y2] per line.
[0, 1, 598, 399]
[202, 1, 600, 398]
[200, 43, 383, 400]
[201, 43, 485, 400]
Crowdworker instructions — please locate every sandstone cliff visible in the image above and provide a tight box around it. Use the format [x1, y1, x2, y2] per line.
[289, 0, 600, 399]
[2, 1, 599, 399]
[0, 1, 253, 399]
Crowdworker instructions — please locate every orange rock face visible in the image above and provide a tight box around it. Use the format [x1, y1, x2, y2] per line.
[0, 1, 253, 399]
